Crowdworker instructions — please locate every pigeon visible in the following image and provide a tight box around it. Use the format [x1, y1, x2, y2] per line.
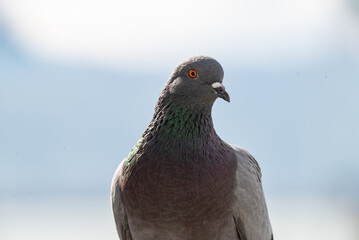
[111, 56, 273, 240]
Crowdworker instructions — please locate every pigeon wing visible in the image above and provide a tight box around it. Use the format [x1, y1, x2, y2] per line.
[230, 144, 273, 240]
[111, 159, 133, 240]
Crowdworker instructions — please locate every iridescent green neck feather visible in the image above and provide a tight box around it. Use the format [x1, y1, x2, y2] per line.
[125, 89, 222, 167]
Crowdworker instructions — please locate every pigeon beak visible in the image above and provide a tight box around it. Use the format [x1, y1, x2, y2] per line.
[211, 82, 230, 103]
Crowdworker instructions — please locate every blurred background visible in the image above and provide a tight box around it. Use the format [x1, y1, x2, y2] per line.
[1, 0, 359, 239]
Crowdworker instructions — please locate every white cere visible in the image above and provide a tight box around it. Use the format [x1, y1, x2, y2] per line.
[211, 82, 224, 89]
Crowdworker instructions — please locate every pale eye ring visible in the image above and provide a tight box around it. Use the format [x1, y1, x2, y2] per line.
[188, 69, 197, 78]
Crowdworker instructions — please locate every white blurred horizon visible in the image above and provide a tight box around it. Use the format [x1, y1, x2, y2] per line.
[1, 0, 359, 239]
[1, 194, 359, 240]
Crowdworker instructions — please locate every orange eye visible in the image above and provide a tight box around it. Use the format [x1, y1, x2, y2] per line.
[188, 69, 197, 78]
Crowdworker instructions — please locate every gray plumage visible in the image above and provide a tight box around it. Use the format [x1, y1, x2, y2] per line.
[111, 56, 273, 240]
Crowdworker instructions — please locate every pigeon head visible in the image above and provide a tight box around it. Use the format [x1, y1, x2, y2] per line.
[165, 56, 230, 105]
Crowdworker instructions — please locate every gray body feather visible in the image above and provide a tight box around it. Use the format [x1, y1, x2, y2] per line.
[111, 145, 272, 240]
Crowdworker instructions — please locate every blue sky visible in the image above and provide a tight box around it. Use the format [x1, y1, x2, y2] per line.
[1, 0, 359, 200]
